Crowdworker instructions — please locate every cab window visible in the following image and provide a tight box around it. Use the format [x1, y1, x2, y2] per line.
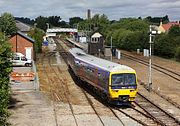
[111, 73, 136, 86]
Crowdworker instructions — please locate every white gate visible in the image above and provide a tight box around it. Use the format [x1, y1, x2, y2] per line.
[25, 47, 32, 60]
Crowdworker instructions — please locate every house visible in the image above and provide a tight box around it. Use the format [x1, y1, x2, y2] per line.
[88, 32, 104, 55]
[9, 31, 35, 60]
[158, 21, 180, 33]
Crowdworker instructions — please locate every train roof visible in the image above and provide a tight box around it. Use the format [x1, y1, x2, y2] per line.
[69, 48, 135, 72]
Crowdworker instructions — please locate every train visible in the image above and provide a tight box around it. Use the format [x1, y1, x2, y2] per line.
[67, 48, 138, 105]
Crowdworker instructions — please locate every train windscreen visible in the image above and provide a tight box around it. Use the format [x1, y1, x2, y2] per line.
[111, 73, 136, 89]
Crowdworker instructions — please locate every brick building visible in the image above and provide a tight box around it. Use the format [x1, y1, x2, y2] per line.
[9, 31, 35, 60]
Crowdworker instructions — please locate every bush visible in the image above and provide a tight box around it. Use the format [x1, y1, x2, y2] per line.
[175, 46, 180, 61]
[0, 32, 12, 125]
[28, 28, 45, 53]
[154, 34, 176, 58]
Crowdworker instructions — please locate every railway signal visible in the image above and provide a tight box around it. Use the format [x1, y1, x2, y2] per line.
[148, 25, 160, 91]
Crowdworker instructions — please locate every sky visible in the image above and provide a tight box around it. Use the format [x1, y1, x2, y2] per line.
[0, 0, 180, 21]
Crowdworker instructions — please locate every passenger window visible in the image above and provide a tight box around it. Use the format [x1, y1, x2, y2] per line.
[13, 57, 20, 60]
[21, 57, 27, 61]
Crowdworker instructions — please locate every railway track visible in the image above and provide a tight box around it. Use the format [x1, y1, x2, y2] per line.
[135, 93, 180, 126]
[40, 53, 58, 126]
[55, 38, 167, 126]
[48, 56, 79, 126]
[55, 38, 109, 126]
[114, 107, 160, 126]
[122, 53, 180, 82]
[121, 53, 180, 110]
[40, 51, 79, 126]
[70, 67, 162, 126]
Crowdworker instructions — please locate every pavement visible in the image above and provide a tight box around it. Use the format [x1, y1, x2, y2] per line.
[8, 66, 54, 126]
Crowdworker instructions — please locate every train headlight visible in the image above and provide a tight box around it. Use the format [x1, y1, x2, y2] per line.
[130, 89, 135, 92]
[111, 90, 118, 92]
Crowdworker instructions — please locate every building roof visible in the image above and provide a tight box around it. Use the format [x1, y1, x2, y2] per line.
[16, 31, 35, 43]
[91, 32, 102, 38]
[16, 20, 31, 32]
[161, 22, 180, 31]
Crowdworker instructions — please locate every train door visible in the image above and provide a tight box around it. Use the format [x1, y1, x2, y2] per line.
[94, 68, 99, 85]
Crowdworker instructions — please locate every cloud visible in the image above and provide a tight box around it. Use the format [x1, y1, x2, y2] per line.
[0, 0, 180, 21]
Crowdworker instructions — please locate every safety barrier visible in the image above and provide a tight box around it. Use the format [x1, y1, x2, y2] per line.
[10, 72, 35, 82]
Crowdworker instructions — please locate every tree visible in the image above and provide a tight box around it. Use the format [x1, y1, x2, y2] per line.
[69, 17, 84, 28]
[59, 21, 69, 28]
[169, 25, 180, 37]
[15, 17, 35, 25]
[28, 28, 45, 53]
[0, 12, 17, 36]
[91, 14, 110, 33]
[48, 16, 61, 27]
[0, 32, 12, 125]
[35, 16, 48, 31]
[175, 46, 180, 61]
[104, 18, 149, 51]
[154, 34, 176, 58]
[144, 15, 169, 24]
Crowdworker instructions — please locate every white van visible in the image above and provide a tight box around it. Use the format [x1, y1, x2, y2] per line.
[11, 53, 32, 67]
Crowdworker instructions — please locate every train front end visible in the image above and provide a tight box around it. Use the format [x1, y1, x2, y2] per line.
[109, 70, 138, 105]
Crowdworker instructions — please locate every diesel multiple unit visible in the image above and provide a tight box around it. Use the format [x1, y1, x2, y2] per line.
[68, 48, 138, 105]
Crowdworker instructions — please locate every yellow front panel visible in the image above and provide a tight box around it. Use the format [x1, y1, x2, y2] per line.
[110, 89, 137, 100]
[109, 70, 138, 101]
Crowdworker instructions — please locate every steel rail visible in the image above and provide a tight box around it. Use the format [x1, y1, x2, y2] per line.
[136, 93, 180, 126]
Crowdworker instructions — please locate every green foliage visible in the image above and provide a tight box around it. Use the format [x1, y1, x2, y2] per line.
[168, 25, 180, 37]
[154, 34, 176, 58]
[144, 15, 169, 24]
[0, 12, 17, 36]
[108, 18, 149, 32]
[35, 16, 69, 31]
[91, 14, 110, 33]
[69, 17, 84, 27]
[154, 25, 180, 59]
[48, 16, 61, 27]
[35, 16, 48, 31]
[15, 17, 35, 25]
[105, 18, 149, 51]
[28, 28, 45, 53]
[0, 32, 12, 125]
[77, 14, 180, 59]
[175, 46, 180, 61]
[78, 14, 110, 34]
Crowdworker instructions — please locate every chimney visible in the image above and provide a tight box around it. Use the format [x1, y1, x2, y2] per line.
[87, 9, 91, 20]
[160, 19, 163, 26]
